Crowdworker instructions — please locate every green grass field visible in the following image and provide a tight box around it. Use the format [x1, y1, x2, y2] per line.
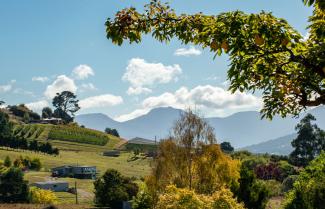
[0, 147, 151, 205]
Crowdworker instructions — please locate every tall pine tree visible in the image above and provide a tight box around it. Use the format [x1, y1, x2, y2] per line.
[290, 114, 325, 167]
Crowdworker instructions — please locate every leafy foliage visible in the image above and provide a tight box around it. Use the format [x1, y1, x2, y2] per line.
[94, 169, 138, 209]
[233, 164, 270, 209]
[105, 127, 120, 137]
[52, 91, 80, 123]
[220, 142, 234, 153]
[156, 185, 244, 209]
[8, 104, 40, 121]
[29, 187, 57, 204]
[283, 152, 325, 209]
[146, 110, 240, 206]
[0, 112, 13, 139]
[0, 167, 29, 203]
[105, 0, 325, 119]
[12, 156, 42, 171]
[132, 184, 153, 209]
[290, 113, 325, 167]
[42, 107, 53, 119]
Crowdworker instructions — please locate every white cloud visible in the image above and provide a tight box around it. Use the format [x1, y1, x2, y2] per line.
[115, 85, 262, 122]
[0, 84, 12, 93]
[174, 46, 202, 56]
[79, 94, 123, 109]
[115, 108, 150, 122]
[44, 75, 77, 99]
[122, 58, 182, 95]
[72, 65, 95, 80]
[32, 76, 49, 82]
[126, 86, 152, 95]
[0, 80, 16, 93]
[26, 100, 49, 112]
[79, 83, 97, 92]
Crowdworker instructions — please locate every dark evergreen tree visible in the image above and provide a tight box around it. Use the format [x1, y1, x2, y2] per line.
[0, 167, 29, 203]
[233, 165, 270, 209]
[4, 156, 12, 167]
[0, 112, 13, 140]
[105, 128, 120, 137]
[42, 107, 53, 119]
[52, 91, 80, 123]
[94, 169, 138, 209]
[220, 141, 234, 153]
[29, 140, 39, 152]
[290, 114, 325, 167]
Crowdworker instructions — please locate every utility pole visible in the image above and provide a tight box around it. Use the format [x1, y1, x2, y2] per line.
[75, 181, 78, 204]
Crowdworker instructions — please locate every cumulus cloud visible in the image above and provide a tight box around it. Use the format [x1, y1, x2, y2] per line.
[26, 100, 49, 112]
[72, 65, 95, 80]
[32, 76, 49, 82]
[115, 85, 262, 121]
[174, 46, 202, 56]
[79, 94, 123, 109]
[122, 58, 182, 95]
[44, 75, 77, 99]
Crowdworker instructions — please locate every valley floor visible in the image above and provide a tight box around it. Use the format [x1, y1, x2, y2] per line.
[0, 147, 151, 205]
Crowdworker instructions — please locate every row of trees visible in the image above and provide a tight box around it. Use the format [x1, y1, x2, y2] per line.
[0, 111, 59, 155]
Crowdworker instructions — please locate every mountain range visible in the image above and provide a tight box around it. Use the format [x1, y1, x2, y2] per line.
[75, 106, 325, 149]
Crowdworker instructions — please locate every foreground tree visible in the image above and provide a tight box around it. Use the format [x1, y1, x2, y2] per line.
[284, 152, 325, 209]
[94, 169, 138, 209]
[156, 185, 244, 209]
[234, 164, 270, 209]
[146, 110, 240, 205]
[290, 114, 325, 167]
[52, 91, 80, 123]
[0, 167, 29, 203]
[105, 0, 325, 119]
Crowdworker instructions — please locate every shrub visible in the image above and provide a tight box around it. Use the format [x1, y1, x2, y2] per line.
[4, 156, 11, 167]
[282, 175, 298, 193]
[0, 167, 29, 203]
[94, 169, 138, 209]
[132, 184, 153, 209]
[156, 185, 244, 209]
[283, 152, 325, 209]
[29, 187, 57, 204]
[233, 165, 270, 209]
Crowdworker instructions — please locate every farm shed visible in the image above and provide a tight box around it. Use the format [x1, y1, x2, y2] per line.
[31, 181, 69, 192]
[52, 165, 97, 179]
[103, 150, 121, 157]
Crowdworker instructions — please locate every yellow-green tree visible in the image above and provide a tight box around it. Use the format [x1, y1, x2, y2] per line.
[29, 187, 58, 204]
[146, 110, 240, 205]
[156, 185, 244, 209]
[105, 0, 325, 119]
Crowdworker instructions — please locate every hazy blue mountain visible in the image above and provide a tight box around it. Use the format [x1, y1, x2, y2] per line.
[241, 134, 297, 155]
[76, 106, 325, 148]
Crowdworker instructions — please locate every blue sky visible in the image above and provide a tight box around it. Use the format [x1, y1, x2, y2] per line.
[0, 0, 312, 121]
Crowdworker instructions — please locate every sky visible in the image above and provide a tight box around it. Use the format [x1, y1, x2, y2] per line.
[0, 0, 312, 121]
